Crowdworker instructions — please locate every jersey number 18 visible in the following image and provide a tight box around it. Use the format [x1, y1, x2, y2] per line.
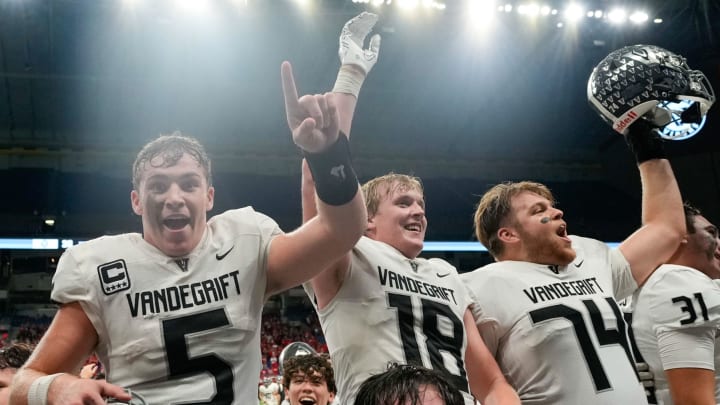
[387, 292, 469, 394]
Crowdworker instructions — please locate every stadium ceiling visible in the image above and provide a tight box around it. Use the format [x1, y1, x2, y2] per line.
[0, 0, 717, 238]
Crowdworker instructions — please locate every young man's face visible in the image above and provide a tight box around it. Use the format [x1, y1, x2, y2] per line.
[287, 370, 335, 405]
[504, 191, 576, 265]
[366, 182, 427, 259]
[131, 153, 214, 257]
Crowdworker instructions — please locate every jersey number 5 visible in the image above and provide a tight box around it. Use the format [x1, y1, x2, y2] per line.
[387, 292, 469, 393]
[162, 308, 234, 404]
[529, 297, 637, 392]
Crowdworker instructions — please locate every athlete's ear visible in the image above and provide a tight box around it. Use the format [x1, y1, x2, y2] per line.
[497, 226, 519, 244]
[131, 190, 142, 215]
[206, 186, 215, 211]
[366, 215, 376, 237]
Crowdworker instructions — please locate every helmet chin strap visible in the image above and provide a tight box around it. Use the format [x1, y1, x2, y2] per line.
[540, 217, 551, 224]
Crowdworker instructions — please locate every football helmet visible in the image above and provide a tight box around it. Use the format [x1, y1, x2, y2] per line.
[278, 341, 317, 375]
[587, 44, 715, 136]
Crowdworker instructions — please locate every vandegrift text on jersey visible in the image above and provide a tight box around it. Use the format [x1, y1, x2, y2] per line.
[126, 270, 242, 317]
[378, 266, 458, 305]
[524, 277, 606, 304]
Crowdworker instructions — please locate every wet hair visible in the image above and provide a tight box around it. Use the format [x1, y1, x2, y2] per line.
[683, 202, 702, 234]
[354, 363, 465, 405]
[132, 132, 212, 190]
[282, 353, 336, 394]
[362, 174, 423, 218]
[0, 342, 34, 369]
[474, 181, 554, 258]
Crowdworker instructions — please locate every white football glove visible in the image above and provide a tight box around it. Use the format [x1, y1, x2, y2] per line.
[338, 11, 381, 74]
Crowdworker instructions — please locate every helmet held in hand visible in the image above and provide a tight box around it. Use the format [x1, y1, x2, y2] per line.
[587, 44, 715, 136]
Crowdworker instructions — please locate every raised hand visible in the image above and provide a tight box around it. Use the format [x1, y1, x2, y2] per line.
[281, 61, 340, 154]
[339, 12, 381, 74]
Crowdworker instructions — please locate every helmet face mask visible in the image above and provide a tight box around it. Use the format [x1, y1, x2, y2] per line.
[587, 44, 715, 136]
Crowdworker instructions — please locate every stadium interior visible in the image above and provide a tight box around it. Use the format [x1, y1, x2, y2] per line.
[0, 0, 718, 382]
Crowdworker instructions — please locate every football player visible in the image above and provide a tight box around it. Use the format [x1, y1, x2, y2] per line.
[629, 203, 720, 404]
[298, 12, 519, 405]
[462, 44, 715, 404]
[10, 62, 367, 404]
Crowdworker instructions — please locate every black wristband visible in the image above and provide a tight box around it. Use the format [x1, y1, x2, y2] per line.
[625, 119, 667, 164]
[303, 134, 359, 206]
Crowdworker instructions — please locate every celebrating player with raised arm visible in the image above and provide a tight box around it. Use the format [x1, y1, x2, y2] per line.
[462, 45, 715, 404]
[628, 203, 720, 405]
[9, 66, 367, 404]
[296, 12, 520, 405]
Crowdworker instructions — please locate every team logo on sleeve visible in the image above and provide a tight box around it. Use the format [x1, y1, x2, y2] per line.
[98, 259, 131, 295]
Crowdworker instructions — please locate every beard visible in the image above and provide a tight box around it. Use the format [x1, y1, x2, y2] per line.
[520, 228, 576, 265]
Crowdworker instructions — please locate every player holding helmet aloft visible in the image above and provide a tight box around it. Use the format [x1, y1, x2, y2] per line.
[462, 44, 715, 404]
[627, 203, 720, 404]
[296, 12, 520, 405]
[10, 57, 368, 405]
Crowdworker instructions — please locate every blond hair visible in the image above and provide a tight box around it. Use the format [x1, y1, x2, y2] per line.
[474, 181, 554, 258]
[362, 174, 423, 217]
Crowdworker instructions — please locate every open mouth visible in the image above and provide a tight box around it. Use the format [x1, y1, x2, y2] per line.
[163, 217, 190, 230]
[556, 224, 571, 242]
[404, 223, 422, 232]
[299, 398, 317, 405]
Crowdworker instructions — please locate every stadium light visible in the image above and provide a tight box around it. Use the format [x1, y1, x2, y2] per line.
[607, 8, 627, 23]
[468, 0, 497, 31]
[563, 4, 584, 22]
[629, 10, 648, 24]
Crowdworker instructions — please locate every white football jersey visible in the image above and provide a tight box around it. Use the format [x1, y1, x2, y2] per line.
[461, 236, 646, 405]
[304, 236, 475, 405]
[259, 382, 280, 405]
[629, 264, 720, 404]
[52, 207, 281, 405]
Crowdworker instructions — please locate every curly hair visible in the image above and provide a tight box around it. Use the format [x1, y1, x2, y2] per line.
[282, 354, 336, 394]
[0, 342, 34, 369]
